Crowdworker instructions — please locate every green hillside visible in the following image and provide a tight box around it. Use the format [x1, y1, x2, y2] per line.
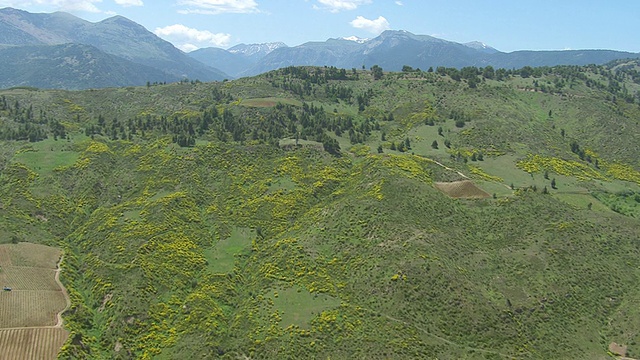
[1, 61, 639, 359]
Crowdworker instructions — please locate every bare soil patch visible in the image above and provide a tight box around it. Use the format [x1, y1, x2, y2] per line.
[609, 342, 628, 356]
[434, 180, 491, 199]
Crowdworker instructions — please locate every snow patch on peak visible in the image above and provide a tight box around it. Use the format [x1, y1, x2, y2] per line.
[464, 41, 499, 53]
[228, 42, 287, 56]
[342, 36, 369, 44]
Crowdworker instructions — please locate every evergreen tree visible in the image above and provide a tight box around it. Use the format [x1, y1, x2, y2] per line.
[371, 65, 383, 80]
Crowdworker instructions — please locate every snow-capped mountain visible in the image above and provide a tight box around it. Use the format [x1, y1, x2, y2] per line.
[228, 42, 287, 61]
[464, 41, 499, 54]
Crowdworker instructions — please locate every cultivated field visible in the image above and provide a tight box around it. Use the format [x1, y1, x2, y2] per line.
[0, 243, 69, 359]
[0, 242, 62, 268]
[0, 290, 66, 328]
[0, 328, 69, 359]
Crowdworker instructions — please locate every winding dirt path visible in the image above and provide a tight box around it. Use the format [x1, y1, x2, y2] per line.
[428, 158, 470, 179]
[428, 157, 513, 190]
[53, 255, 70, 328]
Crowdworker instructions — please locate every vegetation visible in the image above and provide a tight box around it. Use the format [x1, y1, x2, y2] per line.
[0, 60, 640, 359]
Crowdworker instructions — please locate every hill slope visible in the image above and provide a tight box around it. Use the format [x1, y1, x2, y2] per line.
[0, 43, 179, 89]
[0, 61, 639, 359]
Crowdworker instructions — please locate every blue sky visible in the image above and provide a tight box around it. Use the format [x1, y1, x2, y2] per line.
[1, 0, 638, 53]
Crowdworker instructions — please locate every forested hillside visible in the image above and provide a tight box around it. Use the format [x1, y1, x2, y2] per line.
[1, 60, 639, 359]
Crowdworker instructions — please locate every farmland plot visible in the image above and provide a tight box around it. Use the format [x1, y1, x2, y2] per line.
[0, 328, 68, 359]
[2, 267, 59, 290]
[0, 290, 66, 328]
[4, 243, 62, 268]
[0, 243, 69, 360]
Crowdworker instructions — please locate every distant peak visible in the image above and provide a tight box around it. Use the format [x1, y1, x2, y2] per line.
[465, 41, 488, 48]
[380, 29, 414, 36]
[100, 15, 137, 24]
[228, 42, 287, 56]
[464, 41, 499, 53]
[0, 7, 25, 13]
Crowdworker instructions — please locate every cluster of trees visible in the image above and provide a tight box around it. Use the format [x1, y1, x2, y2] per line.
[0, 97, 61, 142]
[268, 66, 358, 84]
[570, 140, 599, 167]
[434, 65, 508, 83]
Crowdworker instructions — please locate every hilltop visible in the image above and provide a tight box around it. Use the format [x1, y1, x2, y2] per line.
[0, 60, 639, 359]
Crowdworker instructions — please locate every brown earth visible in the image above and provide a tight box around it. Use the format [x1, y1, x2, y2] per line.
[610, 342, 628, 356]
[434, 180, 491, 199]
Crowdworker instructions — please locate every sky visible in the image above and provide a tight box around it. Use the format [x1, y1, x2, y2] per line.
[0, 0, 638, 53]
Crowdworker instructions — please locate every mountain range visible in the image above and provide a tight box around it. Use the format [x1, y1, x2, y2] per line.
[1, 7, 639, 89]
[198, 30, 639, 78]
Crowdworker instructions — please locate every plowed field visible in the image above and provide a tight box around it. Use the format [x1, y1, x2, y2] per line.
[0, 328, 69, 359]
[0, 243, 69, 360]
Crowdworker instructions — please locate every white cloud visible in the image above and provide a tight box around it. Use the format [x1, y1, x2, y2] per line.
[349, 15, 389, 34]
[314, 0, 370, 12]
[154, 24, 231, 51]
[0, 0, 104, 12]
[114, 0, 143, 7]
[176, 0, 259, 14]
[395, 1, 403, 5]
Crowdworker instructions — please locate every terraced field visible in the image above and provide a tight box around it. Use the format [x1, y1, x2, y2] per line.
[0, 243, 69, 360]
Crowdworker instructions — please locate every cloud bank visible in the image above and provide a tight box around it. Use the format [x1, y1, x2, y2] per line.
[114, 0, 143, 7]
[314, 0, 371, 12]
[176, 0, 259, 15]
[154, 24, 231, 51]
[349, 15, 389, 34]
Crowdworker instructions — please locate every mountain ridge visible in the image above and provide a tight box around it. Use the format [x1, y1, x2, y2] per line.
[189, 28, 639, 78]
[0, 7, 228, 82]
